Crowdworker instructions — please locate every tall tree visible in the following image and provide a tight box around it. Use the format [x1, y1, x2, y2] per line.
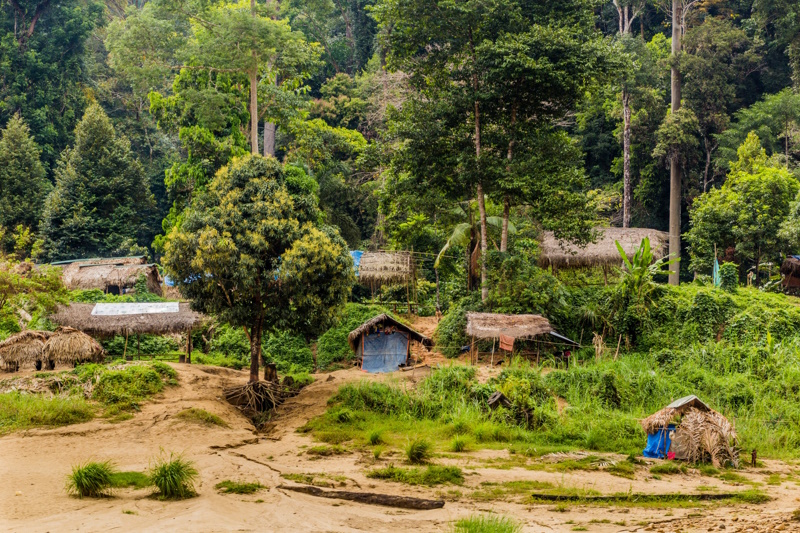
[668, 0, 683, 285]
[163, 155, 354, 383]
[39, 104, 155, 261]
[0, 115, 50, 250]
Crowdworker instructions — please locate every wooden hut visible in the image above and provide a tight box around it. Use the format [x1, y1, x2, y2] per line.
[0, 330, 52, 371]
[780, 256, 800, 292]
[641, 395, 739, 467]
[538, 227, 669, 280]
[348, 314, 431, 373]
[57, 256, 163, 296]
[49, 302, 205, 361]
[464, 312, 577, 363]
[357, 251, 418, 312]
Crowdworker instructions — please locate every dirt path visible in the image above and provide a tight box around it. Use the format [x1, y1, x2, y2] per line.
[1, 363, 798, 532]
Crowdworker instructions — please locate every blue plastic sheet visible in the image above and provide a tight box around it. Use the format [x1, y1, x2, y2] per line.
[643, 425, 675, 458]
[361, 331, 408, 373]
[350, 251, 364, 274]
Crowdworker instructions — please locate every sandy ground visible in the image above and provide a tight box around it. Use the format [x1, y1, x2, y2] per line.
[1, 362, 799, 533]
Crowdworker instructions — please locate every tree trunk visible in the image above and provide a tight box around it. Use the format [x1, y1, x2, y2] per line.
[477, 183, 488, 303]
[703, 139, 713, 192]
[668, 0, 682, 286]
[500, 196, 510, 252]
[622, 88, 632, 228]
[263, 121, 276, 157]
[249, 67, 259, 155]
[248, 318, 262, 383]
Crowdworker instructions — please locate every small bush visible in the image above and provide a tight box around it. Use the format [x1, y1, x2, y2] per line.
[367, 429, 384, 445]
[176, 408, 227, 427]
[452, 514, 521, 533]
[215, 480, 265, 494]
[650, 463, 682, 475]
[67, 461, 116, 498]
[367, 464, 464, 486]
[719, 262, 738, 292]
[405, 439, 432, 464]
[148, 453, 198, 499]
[450, 435, 471, 453]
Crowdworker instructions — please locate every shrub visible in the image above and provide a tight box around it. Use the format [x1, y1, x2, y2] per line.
[103, 335, 180, 356]
[367, 429, 384, 445]
[148, 453, 198, 499]
[405, 439, 432, 464]
[263, 330, 314, 373]
[435, 296, 482, 357]
[67, 461, 116, 498]
[719, 262, 738, 292]
[193, 352, 248, 370]
[215, 480, 264, 494]
[92, 364, 172, 412]
[452, 515, 521, 533]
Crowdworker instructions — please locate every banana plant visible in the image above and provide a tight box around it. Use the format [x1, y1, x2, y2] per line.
[434, 217, 516, 269]
[615, 237, 677, 303]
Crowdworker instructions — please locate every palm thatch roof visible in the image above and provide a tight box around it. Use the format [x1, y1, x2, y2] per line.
[348, 314, 432, 351]
[465, 313, 553, 340]
[781, 256, 800, 278]
[642, 396, 738, 467]
[357, 252, 415, 285]
[60, 260, 163, 296]
[0, 330, 52, 367]
[42, 327, 104, 365]
[49, 302, 205, 336]
[538, 227, 669, 269]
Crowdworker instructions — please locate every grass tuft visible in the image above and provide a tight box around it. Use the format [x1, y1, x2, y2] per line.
[405, 438, 432, 464]
[175, 408, 227, 427]
[367, 464, 464, 486]
[450, 435, 471, 453]
[650, 463, 683, 475]
[215, 480, 265, 494]
[66, 461, 116, 498]
[148, 452, 198, 499]
[367, 429, 384, 445]
[110, 471, 151, 489]
[452, 514, 522, 533]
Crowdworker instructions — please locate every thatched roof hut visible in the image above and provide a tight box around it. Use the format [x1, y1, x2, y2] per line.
[538, 227, 669, 269]
[641, 395, 710, 434]
[59, 257, 163, 296]
[49, 302, 205, 337]
[465, 313, 554, 340]
[357, 252, 415, 286]
[348, 314, 432, 352]
[0, 330, 52, 369]
[781, 256, 800, 289]
[42, 327, 104, 365]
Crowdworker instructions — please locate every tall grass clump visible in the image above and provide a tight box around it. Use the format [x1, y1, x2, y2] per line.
[452, 515, 521, 533]
[66, 461, 116, 498]
[92, 363, 174, 413]
[148, 453, 199, 499]
[405, 439, 432, 463]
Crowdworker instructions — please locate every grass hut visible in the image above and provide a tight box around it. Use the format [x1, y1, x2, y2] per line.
[464, 313, 577, 364]
[58, 256, 163, 296]
[538, 227, 669, 280]
[641, 395, 739, 467]
[49, 302, 205, 361]
[357, 252, 419, 311]
[42, 327, 104, 367]
[348, 314, 432, 373]
[780, 255, 800, 292]
[0, 330, 52, 371]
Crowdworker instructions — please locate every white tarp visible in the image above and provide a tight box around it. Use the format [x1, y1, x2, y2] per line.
[91, 302, 180, 316]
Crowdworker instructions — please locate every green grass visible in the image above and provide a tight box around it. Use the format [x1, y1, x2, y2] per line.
[471, 480, 554, 501]
[367, 464, 464, 486]
[215, 480, 265, 494]
[698, 464, 720, 476]
[406, 439, 432, 463]
[366, 429, 384, 445]
[110, 471, 151, 489]
[0, 392, 94, 434]
[650, 463, 684, 475]
[607, 461, 636, 479]
[450, 435, 471, 453]
[175, 408, 227, 427]
[148, 453, 198, 499]
[281, 472, 348, 488]
[452, 515, 521, 533]
[307, 445, 347, 456]
[90, 363, 175, 413]
[66, 461, 116, 498]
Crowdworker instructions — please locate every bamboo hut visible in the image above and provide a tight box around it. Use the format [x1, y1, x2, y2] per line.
[0, 330, 52, 371]
[42, 327, 104, 367]
[58, 256, 163, 296]
[49, 302, 205, 361]
[348, 314, 431, 373]
[538, 227, 669, 275]
[464, 313, 577, 363]
[641, 395, 739, 467]
[780, 255, 800, 292]
[357, 251, 418, 311]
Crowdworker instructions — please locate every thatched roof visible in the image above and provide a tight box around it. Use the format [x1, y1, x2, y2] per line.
[348, 314, 432, 351]
[51, 256, 147, 266]
[781, 256, 800, 278]
[60, 260, 163, 296]
[49, 302, 204, 336]
[43, 327, 104, 365]
[0, 330, 52, 366]
[465, 312, 553, 340]
[357, 252, 415, 285]
[640, 395, 711, 434]
[538, 227, 669, 269]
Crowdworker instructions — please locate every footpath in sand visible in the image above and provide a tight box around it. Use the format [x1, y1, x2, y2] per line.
[1, 362, 799, 532]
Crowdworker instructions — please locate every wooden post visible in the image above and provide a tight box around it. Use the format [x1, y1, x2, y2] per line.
[123, 331, 129, 360]
[186, 330, 193, 364]
[264, 362, 278, 382]
[614, 334, 622, 360]
[490, 338, 495, 367]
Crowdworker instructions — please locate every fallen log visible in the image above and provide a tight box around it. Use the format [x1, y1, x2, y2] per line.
[277, 484, 445, 510]
[530, 492, 738, 502]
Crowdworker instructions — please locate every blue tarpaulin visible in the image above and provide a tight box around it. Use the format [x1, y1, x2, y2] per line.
[361, 330, 408, 373]
[350, 251, 364, 275]
[643, 425, 675, 458]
